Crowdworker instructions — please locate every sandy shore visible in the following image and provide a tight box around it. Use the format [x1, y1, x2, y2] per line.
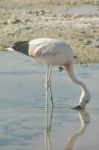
[0, 0, 99, 63]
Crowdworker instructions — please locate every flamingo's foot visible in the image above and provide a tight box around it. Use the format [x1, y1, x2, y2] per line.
[72, 105, 83, 110]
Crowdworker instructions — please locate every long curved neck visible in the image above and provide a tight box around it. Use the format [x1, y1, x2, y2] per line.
[66, 65, 88, 93]
[65, 64, 90, 108]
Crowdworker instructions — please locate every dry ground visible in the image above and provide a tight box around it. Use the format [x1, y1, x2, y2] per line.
[0, 0, 99, 63]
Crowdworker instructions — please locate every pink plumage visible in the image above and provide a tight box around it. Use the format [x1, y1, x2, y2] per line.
[10, 38, 91, 109]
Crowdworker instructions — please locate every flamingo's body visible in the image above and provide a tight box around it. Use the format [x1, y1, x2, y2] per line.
[11, 38, 91, 109]
[28, 38, 73, 66]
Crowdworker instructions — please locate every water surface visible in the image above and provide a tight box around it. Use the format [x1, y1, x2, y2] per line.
[0, 8, 33, 13]
[0, 52, 99, 150]
[60, 6, 99, 16]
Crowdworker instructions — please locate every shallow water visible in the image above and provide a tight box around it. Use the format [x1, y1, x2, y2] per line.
[61, 6, 99, 16]
[0, 52, 99, 150]
[0, 8, 33, 13]
[89, 39, 99, 46]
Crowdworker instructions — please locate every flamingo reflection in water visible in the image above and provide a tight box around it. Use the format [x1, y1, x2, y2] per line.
[45, 109, 90, 150]
[65, 110, 90, 150]
[45, 107, 53, 150]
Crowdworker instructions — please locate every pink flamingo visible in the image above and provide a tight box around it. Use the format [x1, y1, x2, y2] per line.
[10, 38, 91, 109]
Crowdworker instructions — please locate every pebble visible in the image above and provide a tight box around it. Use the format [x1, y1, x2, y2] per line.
[7, 18, 21, 24]
[83, 40, 92, 45]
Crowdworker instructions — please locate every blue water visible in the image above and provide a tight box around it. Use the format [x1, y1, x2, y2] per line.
[60, 6, 99, 16]
[0, 8, 33, 13]
[0, 52, 99, 150]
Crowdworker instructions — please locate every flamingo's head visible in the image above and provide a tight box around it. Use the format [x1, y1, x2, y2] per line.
[72, 90, 91, 110]
[79, 90, 91, 109]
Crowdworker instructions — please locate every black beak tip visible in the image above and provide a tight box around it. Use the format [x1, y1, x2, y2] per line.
[72, 105, 83, 110]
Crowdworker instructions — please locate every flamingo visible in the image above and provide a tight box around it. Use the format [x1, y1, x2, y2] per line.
[65, 110, 90, 150]
[9, 38, 91, 109]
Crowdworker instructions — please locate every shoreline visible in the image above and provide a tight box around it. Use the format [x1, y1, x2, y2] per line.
[0, 0, 99, 64]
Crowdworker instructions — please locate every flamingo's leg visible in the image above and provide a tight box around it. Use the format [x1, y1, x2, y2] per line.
[48, 66, 53, 107]
[45, 65, 50, 109]
[45, 65, 53, 108]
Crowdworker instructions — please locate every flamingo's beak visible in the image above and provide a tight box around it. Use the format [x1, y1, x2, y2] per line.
[72, 105, 83, 110]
